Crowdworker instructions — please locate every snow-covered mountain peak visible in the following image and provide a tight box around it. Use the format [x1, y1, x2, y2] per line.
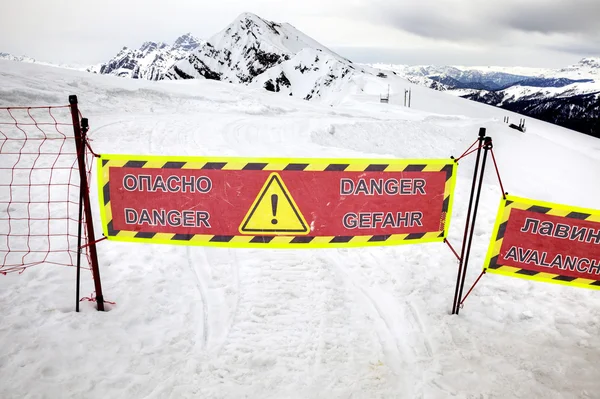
[139, 41, 168, 53]
[163, 12, 353, 87]
[173, 33, 203, 51]
[208, 11, 345, 61]
[226, 12, 279, 33]
[577, 57, 600, 68]
[223, 11, 293, 41]
[557, 57, 600, 78]
[87, 34, 204, 80]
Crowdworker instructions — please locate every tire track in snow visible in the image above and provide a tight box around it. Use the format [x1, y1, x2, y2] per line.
[183, 245, 243, 355]
[325, 251, 407, 363]
[406, 300, 433, 358]
[370, 249, 435, 360]
[201, 247, 241, 357]
[147, 120, 162, 154]
[186, 246, 209, 349]
[323, 248, 433, 397]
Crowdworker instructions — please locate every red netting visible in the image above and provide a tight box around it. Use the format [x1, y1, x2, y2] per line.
[0, 104, 94, 274]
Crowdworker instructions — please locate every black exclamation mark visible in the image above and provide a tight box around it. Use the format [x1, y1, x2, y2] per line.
[271, 194, 278, 225]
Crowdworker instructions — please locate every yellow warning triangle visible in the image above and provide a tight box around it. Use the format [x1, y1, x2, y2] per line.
[239, 173, 309, 235]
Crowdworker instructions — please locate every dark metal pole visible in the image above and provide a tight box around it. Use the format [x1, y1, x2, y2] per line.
[75, 114, 88, 311]
[452, 127, 486, 314]
[456, 136, 493, 315]
[69, 95, 105, 311]
[76, 180, 83, 312]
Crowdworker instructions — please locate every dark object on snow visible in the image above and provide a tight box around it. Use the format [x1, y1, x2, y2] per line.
[509, 123, 524, 132]
[506, 117, 526, 132]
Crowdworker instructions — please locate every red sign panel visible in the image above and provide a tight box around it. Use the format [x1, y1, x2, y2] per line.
[484, 195, 600, 289]
[98, 155, 457, 248]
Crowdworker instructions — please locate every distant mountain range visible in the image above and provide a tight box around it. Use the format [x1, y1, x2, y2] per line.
[0, 52, 37, 64]
[0, 52, 87, 70]
[86, 33, 204, 79]
[3, 13, 598, 139]
[372, 60, 600, 138]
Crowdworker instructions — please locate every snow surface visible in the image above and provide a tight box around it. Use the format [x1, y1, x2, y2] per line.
[1, 58, 600, 399]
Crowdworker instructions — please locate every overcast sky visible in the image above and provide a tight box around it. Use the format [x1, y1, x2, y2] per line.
[1, 0, 597, 67]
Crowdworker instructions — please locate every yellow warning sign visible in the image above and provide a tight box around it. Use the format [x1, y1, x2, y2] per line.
[239, 173, 309, 235]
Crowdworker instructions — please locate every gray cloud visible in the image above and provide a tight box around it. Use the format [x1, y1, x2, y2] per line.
[355, 0, 600, 50]
[545, 39, 600, 56]
[500, 0, 600, 34]
[357, 0, 504, 43]
[383, 10, 487, 42]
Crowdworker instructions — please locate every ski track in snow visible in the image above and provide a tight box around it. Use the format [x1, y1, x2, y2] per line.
[186, 246, 209, 349]
[1, 60, 600, 399]
[324, 249, 424, 397]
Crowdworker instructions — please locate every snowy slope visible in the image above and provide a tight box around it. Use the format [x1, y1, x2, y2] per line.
[1, 59, 600, 399]
[88, 33, 204, 80]
[250, 48, 379, 102]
